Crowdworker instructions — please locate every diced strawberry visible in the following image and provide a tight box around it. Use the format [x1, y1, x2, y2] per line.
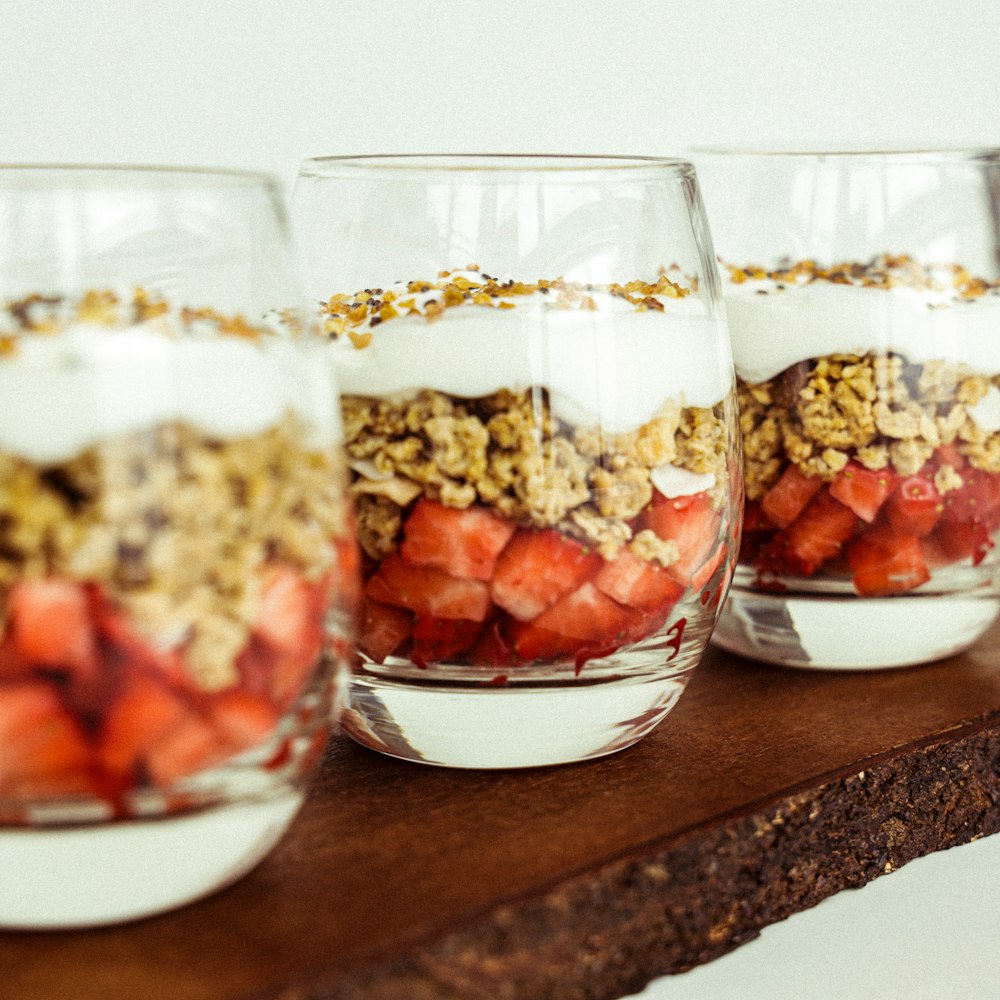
[531, 582, 633, 644]
[357, 598, 412, 663]
[689, 540, 728, 593]
[400, 499, 516, 581]
[366, 553, 492, 622]
[932, 442, 967, 472]
[0, 682, 93, 796]
[593, 549, 684, 610]
[253, 564, 324, 662]
[467, 619, 520, 668]
[828, 462, 897, 523]
[97, 672, 189, 777]
[87, 587, 188, 689]
[766, 489, 860, 576]
[0, 633, 29, 679]
[490, 529, 601, 622]
[411, 616, 483, 661]
[848, 529, 930, 596]
[760, 466, 823, 529]
[743, 500, 775, 534]
[7, 577, 96, 682]
[145, 713, 230, 786]
[940, 468, 1000, 526]
[209, 691, 279, 754]
[508, 620, 580, 662]
[331, 535, 363, 614]
[642, 492, 722, 587]
[927, 520, 995, 567]
[886, 475, 942, 537]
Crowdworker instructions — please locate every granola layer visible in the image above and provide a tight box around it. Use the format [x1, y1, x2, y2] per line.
[739, 354, 1000, 502]
[345, 387, 729, 567]
[0, 414, 348, 691]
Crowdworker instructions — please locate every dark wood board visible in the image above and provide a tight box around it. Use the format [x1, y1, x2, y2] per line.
[4, 622, 1000, 1000]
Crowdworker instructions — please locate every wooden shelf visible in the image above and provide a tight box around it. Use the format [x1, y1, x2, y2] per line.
[5, 624, 1000, 1000]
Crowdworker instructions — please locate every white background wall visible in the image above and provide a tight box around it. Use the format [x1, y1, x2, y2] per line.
[5, 0, 999, 195]
[4, 3, 1000, 998]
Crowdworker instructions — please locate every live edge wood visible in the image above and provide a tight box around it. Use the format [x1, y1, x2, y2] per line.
[5, 628, 1000, 1000]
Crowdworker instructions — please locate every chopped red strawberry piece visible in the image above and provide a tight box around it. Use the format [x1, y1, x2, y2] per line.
[828, 462, 897, 523]
[932, 442, 967, 472]
[210, 691, 279, 754]
[400, 499, 516, 581]
[88, 587, 189, 689]
[0, 682, 92, 796]
[97, 672, 189, 777]
[7, 577, 96, 681]
[490, 529, 601, 622]
[848, 529, 930, 596]
[411, 616, 483, 661]
[532, 582, 632, 643]
[760, 466, 823, 529]
[145, 713, 230, 786]
[468, 619, 519, 668]
[357, 598, 412, 663]
[927, 520, 995, 567]
[508, 620, 580, 662]
[743, 500, 775, 534]
[940, 468, 1000, 526]
[767, 489, 859, 576]
[593, 549, 684, 610]
[0, 634, 29, 679]
[886, 475, 943, 537]
[688, 540, 727, 593]
[642, 492, 722, 587]
[253, 564, 324, 661]
[366, 553, 492, 622]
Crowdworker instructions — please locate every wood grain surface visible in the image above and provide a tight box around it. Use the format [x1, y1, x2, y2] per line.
[4, 625, 1000, 1000]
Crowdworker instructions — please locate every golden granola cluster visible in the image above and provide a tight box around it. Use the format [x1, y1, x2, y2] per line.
[727, 254, 999, 300]
[344, 388, 729, 563]
[739, 353, 1000, 500]
[322, 267, 691, 349]
[0, 288, 272, 355]
[0, 415, 348, 691]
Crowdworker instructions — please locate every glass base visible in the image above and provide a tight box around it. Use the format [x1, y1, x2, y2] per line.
[0, 790, 302, 928]
[342, 670, 691, 769]
[715, 581, 1000, 670]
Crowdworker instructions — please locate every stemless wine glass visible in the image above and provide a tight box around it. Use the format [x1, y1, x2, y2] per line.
[0, 166, 356, 927]
[293, 154, 741, 768]
[695, 149, 1000, 669]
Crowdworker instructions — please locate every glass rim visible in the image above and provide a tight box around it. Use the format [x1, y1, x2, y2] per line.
[297, 153, 696, 179]
[688, 146, 1000, 165]
[0, 163, 280, 188]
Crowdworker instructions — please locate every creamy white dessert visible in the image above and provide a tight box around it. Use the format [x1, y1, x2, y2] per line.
[0, 297, 339, 464]
[326, 270, 734, 434]
[725, 258, 1000, 386]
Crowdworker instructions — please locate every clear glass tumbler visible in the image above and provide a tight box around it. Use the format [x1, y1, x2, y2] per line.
[293, 154, 741, 768]
[696, 149, 1000, 669]
[0, 166, 356, 927]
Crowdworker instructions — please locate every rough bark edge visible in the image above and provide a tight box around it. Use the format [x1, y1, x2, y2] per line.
[257, 725, 1000, 1000]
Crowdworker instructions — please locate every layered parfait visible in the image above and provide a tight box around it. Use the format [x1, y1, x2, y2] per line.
[323, 268, 739, 680]
[0, 289, 354, 821]
[727, 256, 1000, 596]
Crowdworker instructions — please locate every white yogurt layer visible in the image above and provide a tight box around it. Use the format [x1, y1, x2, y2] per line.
[329, 284, 734, 434]
[725, 280, 1000, 384]
[0, 322, 341, 464]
